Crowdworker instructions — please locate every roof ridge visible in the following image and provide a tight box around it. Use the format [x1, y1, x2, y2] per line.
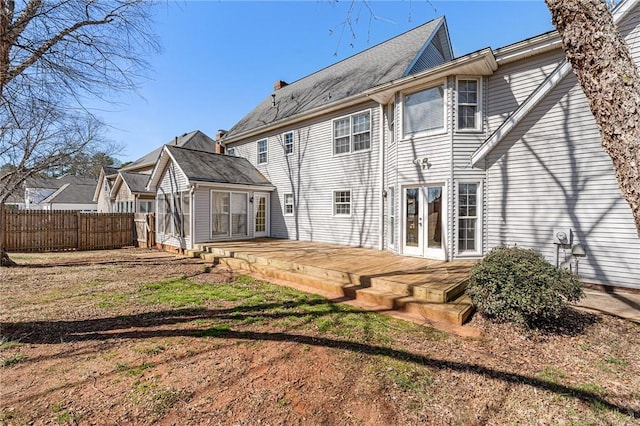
[278, 17, 444, 89]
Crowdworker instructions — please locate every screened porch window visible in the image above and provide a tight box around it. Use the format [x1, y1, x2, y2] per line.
[403, 85, 444, 136]
[458, 183, 478, 253]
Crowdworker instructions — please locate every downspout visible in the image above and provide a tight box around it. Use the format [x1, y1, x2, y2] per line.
[189, 184, 196, 250]
[378, 103, 385, 251]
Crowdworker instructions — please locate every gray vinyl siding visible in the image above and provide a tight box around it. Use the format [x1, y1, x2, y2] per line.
[193, 187, 210, 244]
[407, 25, 452, 75]
[486, 49, 564, 133]
[485, 67, 640, 290]
[156, 162, 191, 249]
[226, 101, 381, 248]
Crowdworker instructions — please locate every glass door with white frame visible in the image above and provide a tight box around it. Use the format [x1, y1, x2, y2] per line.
[253, 192, 269, 238]
[403, 185, 446, 260]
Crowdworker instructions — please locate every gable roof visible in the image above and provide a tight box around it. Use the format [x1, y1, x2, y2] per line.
[121, 130, 217, 172]
[111, 172, 153, 198]
[93, 166, 120, 201]
[224, 17, 450, 141]
[41, 182, 97, 205]
[471, 0, 638, 166]
[147, 145, 273, 190]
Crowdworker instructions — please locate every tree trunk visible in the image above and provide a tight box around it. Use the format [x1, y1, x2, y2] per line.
[1, 246, 16, 267]
[545, 0, 640, 236]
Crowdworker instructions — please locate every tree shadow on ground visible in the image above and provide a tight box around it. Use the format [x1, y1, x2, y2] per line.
[1, 298, 637, 418]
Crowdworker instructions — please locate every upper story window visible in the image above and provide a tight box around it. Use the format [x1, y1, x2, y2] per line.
[403, 84, 445, 137]
[257, 139, 267, 164]
[226, 147, 236, 157]
[284, 132, 294, 155]
[333, 111, 371, 155]
[457, 78, 481, 131]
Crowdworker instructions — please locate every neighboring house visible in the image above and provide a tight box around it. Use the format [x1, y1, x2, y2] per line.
[93, 166, 119, 213]
[146, 145, 274, 250]
[206, 1, 639, 291]
[110, 172, 156, 213]
[93, 130, 221, 213]
[19, 176, 98, 211]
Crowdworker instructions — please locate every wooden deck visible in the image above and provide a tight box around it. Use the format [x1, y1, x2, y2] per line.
[194, 238, 477, 326]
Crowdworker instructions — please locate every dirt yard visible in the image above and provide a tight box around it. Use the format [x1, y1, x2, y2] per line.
[1, 248, 638, 425]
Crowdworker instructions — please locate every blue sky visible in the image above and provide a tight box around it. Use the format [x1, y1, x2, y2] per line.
[100, 1, 554, 163]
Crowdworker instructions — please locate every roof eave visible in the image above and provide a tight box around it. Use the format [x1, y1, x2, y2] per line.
[366, 48, 497, 104]
[222, 93, 371, 145]
[494, 31, 562, 65]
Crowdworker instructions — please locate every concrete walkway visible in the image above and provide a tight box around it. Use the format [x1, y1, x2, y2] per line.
[574, 289, 640, 323]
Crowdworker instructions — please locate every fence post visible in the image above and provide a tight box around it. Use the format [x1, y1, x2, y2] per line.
[76, 210, 81, 250]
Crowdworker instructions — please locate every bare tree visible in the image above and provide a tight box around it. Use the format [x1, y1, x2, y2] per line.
[545, 0, 640, 235]
[0, 0, 158, 265]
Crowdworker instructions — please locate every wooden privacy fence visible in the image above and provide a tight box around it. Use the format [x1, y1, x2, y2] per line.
[1, 210, 135, 252]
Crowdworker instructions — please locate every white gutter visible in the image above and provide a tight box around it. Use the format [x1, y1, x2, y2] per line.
[378, 103, 385, 251]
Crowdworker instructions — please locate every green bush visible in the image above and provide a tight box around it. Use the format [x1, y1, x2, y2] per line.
[467, 246, 584, 328]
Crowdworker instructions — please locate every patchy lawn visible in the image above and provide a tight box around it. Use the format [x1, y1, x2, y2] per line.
[0, 248, 638, 425]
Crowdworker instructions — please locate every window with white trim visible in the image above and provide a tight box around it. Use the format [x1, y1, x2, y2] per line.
[457, 78, 480, 130]
[283, 132, 294, 155]
[226, 147, 236, 156]
[257, 139, 267, 164]
[334, 190, 351, 216]
[211, 191, 248, 238]
[284, 193, 294, 216]
[333, 111, 370, 155]
[458, 183, 478, 253]
[138, 200, 154, 213]
[403, 85, 445, 137]
[157, 192, 189, 237]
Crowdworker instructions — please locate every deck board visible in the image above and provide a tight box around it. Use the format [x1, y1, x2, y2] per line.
[200, 238, 475, 292]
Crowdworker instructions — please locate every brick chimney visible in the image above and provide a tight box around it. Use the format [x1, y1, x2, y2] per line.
[274, 80, 288, 91]
[215, 130, 227, 154]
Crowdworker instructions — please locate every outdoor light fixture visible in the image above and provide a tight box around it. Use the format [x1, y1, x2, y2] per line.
[249, 196, 254, 203]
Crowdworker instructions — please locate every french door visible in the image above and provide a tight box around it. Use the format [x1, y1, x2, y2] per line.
[253, 192, 269, 238]
[403, 185, 446, 260]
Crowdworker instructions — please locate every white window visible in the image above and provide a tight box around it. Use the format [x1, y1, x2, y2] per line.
[211, 192, 230, 236]
[458, 183, 479, 253]
[283, 132, 294, 155]
[284, 193, 294, 216]
[226, 147, 236, 156]
[334, 190, 351, 216]
[257, 139, 267, 164]
[457, 78, 480, 131]
[333, 111, 370, 155]
[211, 191, 248, 238]
[403, 84, 445, 137]
[138, 200, 154, 213]
[388, 187, 395, 247]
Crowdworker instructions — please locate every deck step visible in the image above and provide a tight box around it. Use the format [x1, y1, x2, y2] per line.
[396, 294, 474, 326]
[214, 256, 364, 297]
[412, 278, 468, 303]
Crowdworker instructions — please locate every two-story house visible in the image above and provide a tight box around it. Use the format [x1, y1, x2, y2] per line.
[151, 0, 639, 291]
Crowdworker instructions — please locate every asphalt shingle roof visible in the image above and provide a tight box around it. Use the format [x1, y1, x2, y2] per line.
[44, 183, 97, 204]
[225, 17, 445, 139]
[119, 172, 153, 194]
[123, 130, 217, 171]
[166, 145, 271, 187]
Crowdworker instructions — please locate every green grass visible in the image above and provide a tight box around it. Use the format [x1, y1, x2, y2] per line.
[536, 365, 566, 384]
[0, 340, 22, 350]
[1, 353, 26, 367]
[115, 362, 155, 376]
